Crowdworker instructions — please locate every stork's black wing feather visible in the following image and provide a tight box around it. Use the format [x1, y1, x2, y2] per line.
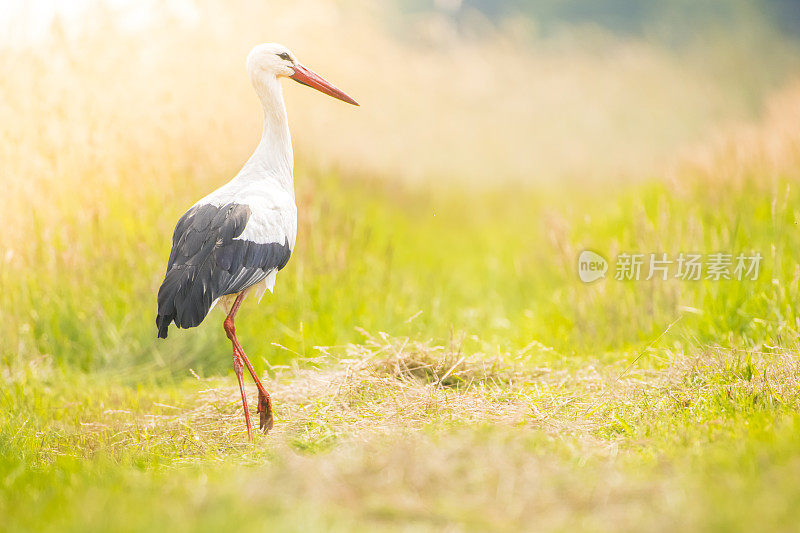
[156, 203, 291, 338]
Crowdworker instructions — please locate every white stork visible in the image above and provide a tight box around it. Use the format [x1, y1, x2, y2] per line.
[156, 43, 358, 440]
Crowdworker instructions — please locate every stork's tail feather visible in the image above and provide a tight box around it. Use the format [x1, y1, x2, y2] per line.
[156, 314, 172, 339]
[156, 267, 216, 339]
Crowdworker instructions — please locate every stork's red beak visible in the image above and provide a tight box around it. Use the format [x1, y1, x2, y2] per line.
[290, 64, 359, 106]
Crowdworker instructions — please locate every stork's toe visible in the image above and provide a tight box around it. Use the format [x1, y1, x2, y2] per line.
[258, 393, 274, 433]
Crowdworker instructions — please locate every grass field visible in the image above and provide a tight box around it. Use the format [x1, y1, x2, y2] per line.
[2, 2, 800, 531]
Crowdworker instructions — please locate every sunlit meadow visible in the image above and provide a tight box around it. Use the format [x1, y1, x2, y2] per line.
[2, 1, 800, 531]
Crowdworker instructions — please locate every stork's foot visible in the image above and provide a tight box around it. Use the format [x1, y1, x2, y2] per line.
[258, 390, 274, 433]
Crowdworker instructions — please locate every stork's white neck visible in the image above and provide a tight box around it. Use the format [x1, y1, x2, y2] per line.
[238, 75, 294, 195]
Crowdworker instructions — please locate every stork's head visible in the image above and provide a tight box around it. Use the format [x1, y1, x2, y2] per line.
[246, 43, 358, 106]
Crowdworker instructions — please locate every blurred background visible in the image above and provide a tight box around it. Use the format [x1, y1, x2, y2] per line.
[2, 0, 800, 377]
[3, 0, 798, 183]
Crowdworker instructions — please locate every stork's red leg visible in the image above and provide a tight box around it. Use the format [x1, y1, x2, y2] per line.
[224, 292, 275, 435]
[233, 343, 274, 432]
[232, 349, 253, 441]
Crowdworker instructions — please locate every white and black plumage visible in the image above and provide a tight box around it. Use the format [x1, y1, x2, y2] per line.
[156, 203, 292, 335]
[155, 43, 358, 439]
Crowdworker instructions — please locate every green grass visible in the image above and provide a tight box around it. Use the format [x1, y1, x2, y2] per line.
[6, 167, 800, 375]
[2, 333, 799, 531]
[2, 155, 800, 530]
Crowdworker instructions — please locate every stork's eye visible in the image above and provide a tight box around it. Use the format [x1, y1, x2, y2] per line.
[278, 52, 292, 61]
